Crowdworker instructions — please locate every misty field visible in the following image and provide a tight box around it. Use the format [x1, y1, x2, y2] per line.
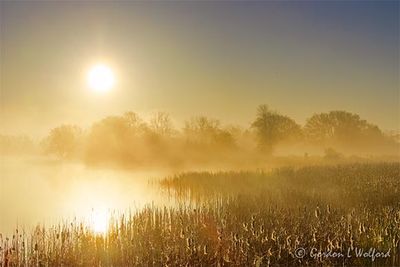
[1, 162, 399, 266]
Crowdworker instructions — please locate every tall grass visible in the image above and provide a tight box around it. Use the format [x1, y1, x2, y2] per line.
[1, 162, 399, 266]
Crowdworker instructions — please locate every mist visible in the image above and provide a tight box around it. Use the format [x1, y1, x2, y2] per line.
[1, 1, 399, 265]
[2, 105, 397, 171]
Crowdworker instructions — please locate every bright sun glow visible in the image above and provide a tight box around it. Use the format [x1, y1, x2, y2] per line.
[87, 64, 115, 92]
[91, 209, 110, 234]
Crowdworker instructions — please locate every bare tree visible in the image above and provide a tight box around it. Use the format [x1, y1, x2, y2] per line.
[149, 112, 174, 136]
[184, 116, 235, 148]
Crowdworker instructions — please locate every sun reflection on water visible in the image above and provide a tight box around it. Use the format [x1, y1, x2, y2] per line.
[91, 208, 110, 234]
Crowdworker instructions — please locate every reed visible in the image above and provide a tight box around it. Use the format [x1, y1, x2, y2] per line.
[1, 162, 399, 266]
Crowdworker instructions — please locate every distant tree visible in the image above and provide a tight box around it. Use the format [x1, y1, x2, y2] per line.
[89, 111, 179, 164]
[251, 105, 302, 153]
[90, 112, 146, 140]
[90, 116, 130, 144]
[303, 113, 334, 143]
[185, 117, 220, 133]
[149, 112, 174, 136]
[304, 111, 386, 148]
[184, 116, 235, 148]
[42, 125, 81, 159]
[123, 111, 145, 130]
[86, 112, 146, 159]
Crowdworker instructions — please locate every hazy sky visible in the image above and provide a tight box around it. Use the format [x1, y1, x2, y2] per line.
[1, 1, 399, 136]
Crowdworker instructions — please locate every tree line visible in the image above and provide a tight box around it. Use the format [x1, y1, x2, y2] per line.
[39, 105, 398, 167]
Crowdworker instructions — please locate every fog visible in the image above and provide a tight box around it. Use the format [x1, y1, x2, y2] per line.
[1, 107, 399, 235]
[0, 156, 171, 235]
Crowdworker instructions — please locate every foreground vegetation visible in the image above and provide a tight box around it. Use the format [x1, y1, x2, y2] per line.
[1, 162, 399, 266]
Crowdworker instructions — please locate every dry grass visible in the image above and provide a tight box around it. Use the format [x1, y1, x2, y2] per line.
[1, 162, 399, 266]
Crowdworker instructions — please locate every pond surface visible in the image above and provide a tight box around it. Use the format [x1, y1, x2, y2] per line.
[0, 156, 173, 235]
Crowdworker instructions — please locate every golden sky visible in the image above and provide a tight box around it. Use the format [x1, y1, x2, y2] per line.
[1, 1, 399, 136]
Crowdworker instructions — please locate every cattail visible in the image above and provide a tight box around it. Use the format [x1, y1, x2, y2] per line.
[271, 231, 276, 241]
[314, 207, 320, 219]
[266, 248, 272, 257]
[312, 232, 317, 243]
[203, 245, 208, 255]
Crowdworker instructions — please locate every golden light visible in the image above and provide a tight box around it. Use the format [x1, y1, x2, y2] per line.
[91, 209, 110, 234]
[87, 64, 115, 92]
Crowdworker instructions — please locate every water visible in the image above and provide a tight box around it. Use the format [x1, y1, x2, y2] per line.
[0, 156, 171, 235]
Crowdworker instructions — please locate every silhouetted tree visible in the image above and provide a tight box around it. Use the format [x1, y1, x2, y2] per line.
[304, 111, 386, 148]
[123, 111, 145, 130]
[85, 112, 148, 163]
[42, 125, 81, 158]
[149, 112, 174, 136]
[184, 116, 235, 148]
[251, 105, 302, 154]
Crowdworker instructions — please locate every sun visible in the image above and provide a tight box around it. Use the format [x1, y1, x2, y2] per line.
[87, 64, 115, 92]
